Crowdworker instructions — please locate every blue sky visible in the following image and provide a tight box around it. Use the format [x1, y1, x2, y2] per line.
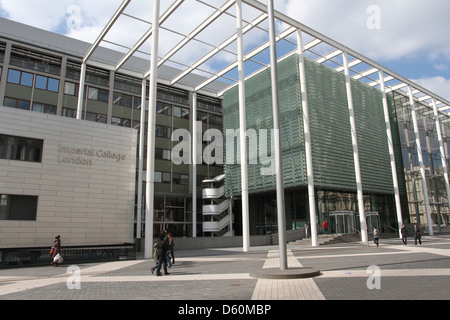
[0, 0, 449, 101]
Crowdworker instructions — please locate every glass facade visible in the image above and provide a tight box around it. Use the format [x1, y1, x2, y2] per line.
[393, 91, 450, 229]
[1, 19, 449, 242]
[223, 52, 448, 236]
[0, 39, 223, 239]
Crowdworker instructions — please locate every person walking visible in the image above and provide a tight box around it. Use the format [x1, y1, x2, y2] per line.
[322, 220, 328, 234]
[401, 224, 408, 245]
[51, 235, 62, 267]
[167, 233, 175, 265]
[155, 232, 170, 276]
[373, 227, 380, 247]
[414, 223, 422, 245]
[151, 240, 160, 274]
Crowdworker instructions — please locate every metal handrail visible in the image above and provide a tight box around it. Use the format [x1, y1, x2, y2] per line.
[0, 243, 135, 269]
[348, 225, 361, 234]
[383, 225, 397, 234]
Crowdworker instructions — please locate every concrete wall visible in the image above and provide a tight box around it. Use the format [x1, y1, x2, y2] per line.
[139, 235, 274, 251]
[138, 228, 307, 251]
[0, 106, 137, 248]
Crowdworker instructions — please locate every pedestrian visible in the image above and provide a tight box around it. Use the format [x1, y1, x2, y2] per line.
[151, 240, 160, 274]
[304, 224, 309, 238]
[155, 232, 170, 276]
[51, 235, 62, 267]
[414, 223, 422, 245]
[167, 233, 175, 265]
[322, 220, 328, 234]
[373, 227, 380, 247]
[401, 224, 407, 245]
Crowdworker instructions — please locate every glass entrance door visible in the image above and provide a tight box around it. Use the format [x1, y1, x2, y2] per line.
[366, 212, 380, 234]
[329, 211, 356, 234]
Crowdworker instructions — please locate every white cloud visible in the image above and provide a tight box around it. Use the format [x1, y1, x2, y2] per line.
[0, 0, 122, 37]
[279, 0, 450, 63]
[1, 0, 449, 95]
[0, 0, 69, 31]
[413, 76, 450, 101]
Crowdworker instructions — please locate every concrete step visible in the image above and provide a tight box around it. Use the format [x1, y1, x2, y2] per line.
[289, 233, 361, 246]
[289, 234, 342, 246]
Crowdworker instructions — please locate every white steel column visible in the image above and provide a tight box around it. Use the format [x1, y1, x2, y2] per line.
[432, 98, 450, 213]
[192, 91, 198, 237]
[236, 0, 250, 252]
[136, 78, 147, 240]
[297, 30, 318, 247]
[268, 0, 287, 270]
[76, 62, 86, 120]
[77, 0, 130, 120]
[379, 71, 403, 238]
[408, 86, 433, 235]
[145, 0, 161, 258]
[343, 52, 368, 243]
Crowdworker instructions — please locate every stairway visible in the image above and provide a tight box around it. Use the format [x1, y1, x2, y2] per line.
[202, 174, 233, 236]
[289, 233, 360, 246]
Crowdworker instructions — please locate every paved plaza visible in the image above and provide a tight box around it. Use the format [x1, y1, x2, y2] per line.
[0, 234, 449, 302]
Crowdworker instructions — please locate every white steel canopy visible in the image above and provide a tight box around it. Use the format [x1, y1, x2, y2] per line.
[80, 0, 450, 114]
[78, 0, 449, 262]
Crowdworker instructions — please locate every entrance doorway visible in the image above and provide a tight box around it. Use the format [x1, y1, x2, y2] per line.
[329, 211, 356, 234]
[329, 211, 381, 235]
[365, 212, 381, 234]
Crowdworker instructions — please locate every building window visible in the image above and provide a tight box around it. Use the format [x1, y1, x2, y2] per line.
[113, 92, 133, 108]
[162, 172, 171, 183]
[0, 134, 43, 163]
[87, 87, 108, 103]
[197, 111, 208, 123]
[35, 74, 59, 92]
[62, 107, 76, 118]
[173, 173, 189, 185]
[155, 148, 171, 161]
[156, 102, 172, 116]
[209, 114, 223, 125]
[64, 81, 78, 96]
[154, 171, 171, 184]
[7, 68, 33, 87]
[112, 116, 131, 127]
[155, 125, 171, 138]
[87, 112, 107, 124]
[0, 194, 38, 221]
[32, 102, 57, 115]
[154, 171, 162, 183]
[173, 106, 190, 119]
[4, 97, 31, 110]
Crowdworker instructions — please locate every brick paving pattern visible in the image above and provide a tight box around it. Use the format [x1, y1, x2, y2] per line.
[0, 234, 449, 301]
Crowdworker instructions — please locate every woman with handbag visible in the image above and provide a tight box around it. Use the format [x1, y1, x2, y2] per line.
[51, 235, 62, 267]
[373, 228, 380, 247]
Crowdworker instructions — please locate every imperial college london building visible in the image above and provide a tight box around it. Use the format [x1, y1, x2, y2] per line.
[0, 1, 449, 255]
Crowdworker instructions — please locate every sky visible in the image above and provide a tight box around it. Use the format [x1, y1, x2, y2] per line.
[0, 0, 449, 101]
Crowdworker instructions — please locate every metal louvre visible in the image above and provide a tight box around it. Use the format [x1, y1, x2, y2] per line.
[223, 53, 395, 196]
[74, 0, 449, 247]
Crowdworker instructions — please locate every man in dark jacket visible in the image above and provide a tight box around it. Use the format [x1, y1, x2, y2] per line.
[414, 224, 422, 245]
[155, 232, 170, 276]
[401, 224, 408, 245]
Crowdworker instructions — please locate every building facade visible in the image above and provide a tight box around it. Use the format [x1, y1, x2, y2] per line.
[0, 106, 137, 247]
[0, 18, 223, 247]
[223, 53, 450, 236]
[1, 3, 449, 249]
